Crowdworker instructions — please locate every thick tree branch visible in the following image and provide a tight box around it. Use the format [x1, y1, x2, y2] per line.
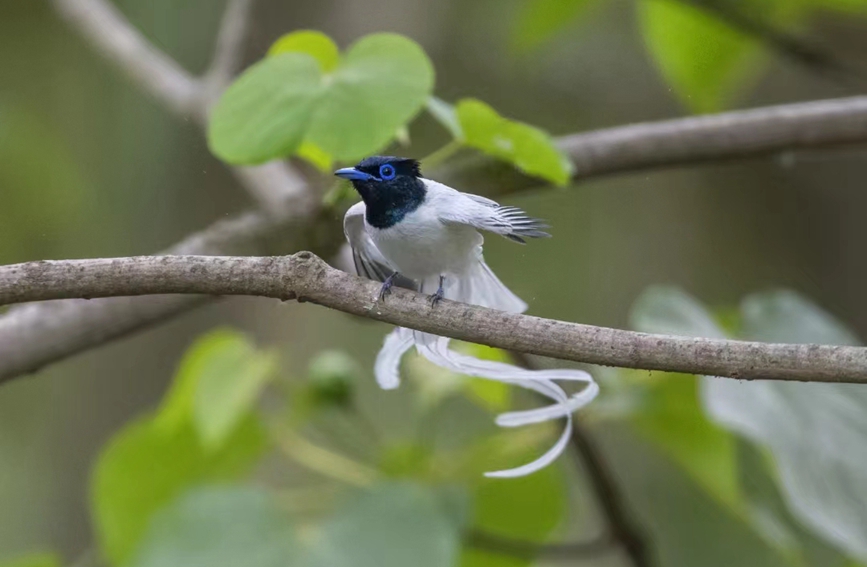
[0, 210, 339, 381]
[6, 0, 866, 384]
[4, 93, 867, 381]
[2, 253, 866, 386]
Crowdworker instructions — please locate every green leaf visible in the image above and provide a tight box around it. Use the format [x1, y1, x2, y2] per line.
[459, 345, 512, 413]
[638, 0, 767, 113]
[632, 375, 742, 511]
[305, 33, 434, 161]
[470, 466, 566, 540]
[268, 30, 340, 72]
[91, 414, 265, 565]
[307, 482, 461, 567]
[511, 0, 598, 51]
[629, 285, 727, 339]
[129, 486, 295, 567]
[406, 344, 512, 414]
[210, 32, 434, 164]
[208, 52, 322, 164]
[0, 553, 59, 567]
[157, 329, 277, 449]
[296, 141, 333, 172]
[456, 99, 573, 186]
[702, 290, 867, 560]
[463, 465, 566, 567]
[426, 97, 463, 139]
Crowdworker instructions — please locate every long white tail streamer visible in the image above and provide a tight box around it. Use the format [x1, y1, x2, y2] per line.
[373, 327, 599, 477]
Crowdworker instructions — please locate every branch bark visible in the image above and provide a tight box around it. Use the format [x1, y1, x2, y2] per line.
[2, 253, 865, 386]
[443, 96, 867, 195]
[4, 0, 865, 384]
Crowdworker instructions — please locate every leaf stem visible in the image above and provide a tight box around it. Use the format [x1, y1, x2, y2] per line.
[275, 426, 379, 487]
[421, 140, 463, 170]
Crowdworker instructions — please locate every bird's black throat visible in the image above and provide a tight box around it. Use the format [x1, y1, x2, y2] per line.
[353, 176, 427, 229]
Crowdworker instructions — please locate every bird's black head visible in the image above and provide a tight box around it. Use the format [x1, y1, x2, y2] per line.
[334, 156, 426, 229]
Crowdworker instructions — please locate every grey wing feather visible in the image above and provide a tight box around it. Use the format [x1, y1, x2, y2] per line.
[429, 180, 551, 244]
[343, 202, 417, 290]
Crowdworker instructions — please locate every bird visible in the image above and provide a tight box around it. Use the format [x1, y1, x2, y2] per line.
[335, 155, 550, 311]
[335, 155, 598, 478]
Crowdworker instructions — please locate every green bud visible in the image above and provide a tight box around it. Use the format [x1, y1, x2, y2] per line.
[307, 350, 358, 408]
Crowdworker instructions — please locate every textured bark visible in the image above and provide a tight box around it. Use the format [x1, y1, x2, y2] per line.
[2, 253, 865, 386]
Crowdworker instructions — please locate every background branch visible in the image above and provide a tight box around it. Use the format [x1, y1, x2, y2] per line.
[511, 351, 651, 567]
[2, 253, 866, 386]
[3, 91, 867, 382]
[1, 0, 865, 384]
[444, 95, 867, 195]
[203, 0, 257, 98]
[51, 0, 202, 118]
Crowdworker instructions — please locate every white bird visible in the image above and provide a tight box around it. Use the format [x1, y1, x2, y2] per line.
[336, 156, 598, 477]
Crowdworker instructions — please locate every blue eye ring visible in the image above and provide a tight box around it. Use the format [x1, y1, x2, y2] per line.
[379, 164, 396, 180]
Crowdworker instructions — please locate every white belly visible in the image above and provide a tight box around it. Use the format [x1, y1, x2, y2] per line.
[368, 207, 482, 281]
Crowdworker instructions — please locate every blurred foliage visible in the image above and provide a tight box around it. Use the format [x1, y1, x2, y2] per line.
[77, 333, 574, 567]
[511, 0, 601, 52]
[638, 0, 773, 113]
[5, 1, 867, 566]
[158, 329, 278, 449]
[0, 554, 59, 567]
[631, 285, 867, 564]
[511, 0, 867, 112]
[0, 104, 91, 263]
[129, 486, 296, 567]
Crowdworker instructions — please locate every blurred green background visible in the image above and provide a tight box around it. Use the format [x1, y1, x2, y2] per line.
[2, 0, 867, 566]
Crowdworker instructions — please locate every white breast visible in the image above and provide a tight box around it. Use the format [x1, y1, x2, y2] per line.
[367, 204, 482, 281]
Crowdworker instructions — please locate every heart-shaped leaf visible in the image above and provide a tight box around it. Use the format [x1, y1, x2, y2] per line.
[208, 53, 322, 164]
[209, 32, 434, 165]
[305, 33, 434, 161]
[268, 30, 340, 72]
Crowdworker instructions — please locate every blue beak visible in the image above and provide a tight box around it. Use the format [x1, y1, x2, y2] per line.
[334, 167, 376, 182]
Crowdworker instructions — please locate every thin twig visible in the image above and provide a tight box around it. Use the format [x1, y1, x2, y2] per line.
[569, 422, 652, 567]
[51, 0, 202, 118]
[52, 0, 305, 211]
[203, 0, 256, 100]
[276, 427, 380, 487]
[1, 253, 865, 385]
[466, 529, 611, 561]
[511, 351, 651, 567]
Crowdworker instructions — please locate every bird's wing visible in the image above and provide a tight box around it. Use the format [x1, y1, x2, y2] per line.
[343, 202, 417, 289]
[424, 179, 551, 244]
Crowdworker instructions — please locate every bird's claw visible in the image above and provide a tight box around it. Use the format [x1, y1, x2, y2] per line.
[428, 289, 444, 308]
[378, 281, 394, 302]
[377, 273, 399, 302]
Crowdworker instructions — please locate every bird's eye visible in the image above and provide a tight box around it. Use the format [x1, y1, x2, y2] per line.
[379, 164, 396, 180]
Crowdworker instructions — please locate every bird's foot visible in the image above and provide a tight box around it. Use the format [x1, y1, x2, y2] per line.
[428, 276, 445, 308]
[378, 272, 399, 302]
